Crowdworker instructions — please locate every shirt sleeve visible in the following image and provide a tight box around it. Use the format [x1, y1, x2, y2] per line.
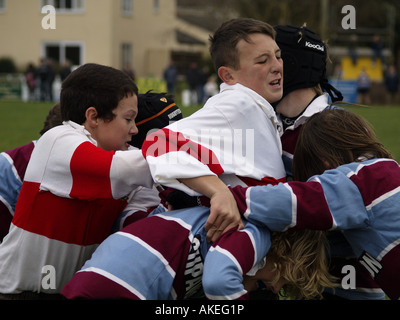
[142, 126, 225, 196]
[202, 222, 271, 300]
[31, 129, 154, 200]
[240, 169, 371, 231]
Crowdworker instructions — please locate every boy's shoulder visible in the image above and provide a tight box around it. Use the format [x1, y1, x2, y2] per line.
[35, 121, 97, 154]
[40, 121, 92, 142]
[204, 84, 261, 112]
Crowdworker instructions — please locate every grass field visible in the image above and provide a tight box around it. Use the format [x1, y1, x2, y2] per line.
[0, 99, 399, 161]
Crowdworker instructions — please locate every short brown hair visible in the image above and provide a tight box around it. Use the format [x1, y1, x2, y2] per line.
[209, 18, 276, 72]
[60, 63, 138, 125]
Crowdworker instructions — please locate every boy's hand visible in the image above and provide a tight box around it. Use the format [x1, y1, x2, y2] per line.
[179, 175, 244, 243]
[205, 188, 244, 242]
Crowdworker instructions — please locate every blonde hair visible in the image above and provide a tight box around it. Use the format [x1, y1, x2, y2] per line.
[268, 230, 336, 299]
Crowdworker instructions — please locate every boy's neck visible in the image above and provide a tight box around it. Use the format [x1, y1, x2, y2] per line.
[275, 88, 317, 118]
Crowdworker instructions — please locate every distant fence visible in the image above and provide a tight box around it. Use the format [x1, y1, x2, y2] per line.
[0, 74, 167, 101]
[0, 74, 23, 100]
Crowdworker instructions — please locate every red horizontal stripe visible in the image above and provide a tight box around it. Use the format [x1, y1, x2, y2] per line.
[376, 243, 400, 300]
[123, 215, 191, 272]
[5, 142, 35, 181]
[121, 215, 193, 299]
[69, 142, 115, 200]
[13, 181, 127, 245]
[239, 175, 286, 187]
[349, 160, 400, 208]
[280, 126, 301, 155]
[62, 271, 140, 300]
[142, 128, 224, 176]
[229, 186, 248, 215]
[289, 181, 333, 230]
[213, 227, 255, 274]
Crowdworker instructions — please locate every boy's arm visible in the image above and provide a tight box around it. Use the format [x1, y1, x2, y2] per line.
[179, 175, 244, 242]
[229, 169, 371, 232]
[36, 137, 154, 201]
[202, 222, 271, 300]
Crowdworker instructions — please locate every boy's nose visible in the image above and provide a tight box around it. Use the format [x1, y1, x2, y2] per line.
[130, 125, 139, 135]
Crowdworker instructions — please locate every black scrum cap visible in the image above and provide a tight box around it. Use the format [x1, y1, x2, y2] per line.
[275, 25, 343, 102]
[130, 91, 183, 148]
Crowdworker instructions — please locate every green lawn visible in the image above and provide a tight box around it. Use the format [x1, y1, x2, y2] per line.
[345, 104, 400, 161]
[1, 100, 399, 161]
[0, 100, 55, 151]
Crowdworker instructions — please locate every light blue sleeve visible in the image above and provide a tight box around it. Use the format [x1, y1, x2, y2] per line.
[0, 153, 22, 213]
[202, 222, 271, 300]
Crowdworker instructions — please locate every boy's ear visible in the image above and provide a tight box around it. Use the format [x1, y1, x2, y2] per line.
[85, 107, 99, 128]
[218, 66, 236, 85]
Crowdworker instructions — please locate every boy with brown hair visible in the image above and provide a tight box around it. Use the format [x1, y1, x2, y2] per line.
[0, 63, 158, 298]
[142, 18, 286, 242]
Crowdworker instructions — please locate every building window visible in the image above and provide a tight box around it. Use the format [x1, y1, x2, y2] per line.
[41, 0, 85, 13]
[121, 0, 133, 16]
[0, 0, 5, 13]
[153, 0, 159, 13]
[42, 41, 84, 67]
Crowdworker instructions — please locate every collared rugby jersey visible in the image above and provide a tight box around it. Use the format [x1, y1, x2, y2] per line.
[0, 121, 155, 294]
[62, 206, 271, 300]
[231, 158, 400, 300]
[142, 83, 286, 195]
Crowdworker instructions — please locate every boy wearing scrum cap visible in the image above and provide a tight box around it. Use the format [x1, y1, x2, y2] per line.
[130, 91, 182, 149]
[273, 25, 384, 300]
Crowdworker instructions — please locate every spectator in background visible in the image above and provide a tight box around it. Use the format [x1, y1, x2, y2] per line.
[356, 68, 371, 105]
[24, 63, 36, 101]
[163, 61, 178, 95]
[36, 58, 50, 101]
[60, 60, 72, 82]
[371, 35, 385, 66]
[186, 62, 202, 104]
[46, 59, 56, 101]
[384, 65, 399, 105]
[348, 34, 358, 66]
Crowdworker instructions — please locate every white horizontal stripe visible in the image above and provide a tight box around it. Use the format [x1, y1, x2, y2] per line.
[377, 237, 400, 261]
[366, 186, 400, 211]
[282, 150, 293, 159]
[1, 152, 21, 182]
[243, 188, 251, 220]
[117, 231, 176, 278]
[79, 267, 146, 300]
[155, 214, 194, 242]
[283, 183, 297, 231]
[240, 229, 256, 266]
[205, 289, 247, 300]
[210, 246, 242, 275]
